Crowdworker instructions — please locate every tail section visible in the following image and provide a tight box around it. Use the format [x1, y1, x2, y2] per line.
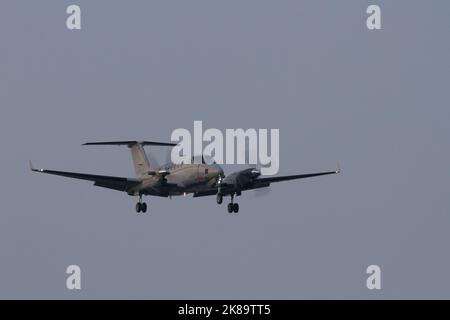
[130, 143, 152, 176]
[83, 140, 176, 177]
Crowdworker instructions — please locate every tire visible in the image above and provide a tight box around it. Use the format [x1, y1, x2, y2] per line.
[216, 194, 223, 204]
[227, 203, 233, 213]
[233, 203, 239, 213]
[136, 202, 141, 213]
[141, 202, 147, 213]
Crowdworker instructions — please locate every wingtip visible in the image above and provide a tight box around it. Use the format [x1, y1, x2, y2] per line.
[29, 160, 44, 172]
[29, 160, 37, 172]
[336, 162, 341, 174]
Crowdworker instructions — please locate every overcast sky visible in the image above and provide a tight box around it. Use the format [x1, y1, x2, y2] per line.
[1, 0, 449, 298]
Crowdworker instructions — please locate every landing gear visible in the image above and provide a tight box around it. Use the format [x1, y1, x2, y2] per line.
[227, 193, 239, 213]
[135, 194, 147, 213]
[227, 202, 239, 213]
[216, 193, 223, 204]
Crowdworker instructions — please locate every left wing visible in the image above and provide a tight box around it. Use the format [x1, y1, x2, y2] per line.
[194, 166, 339, 197]
[256, 170, 338, 184]
[29, 161, 141, 193]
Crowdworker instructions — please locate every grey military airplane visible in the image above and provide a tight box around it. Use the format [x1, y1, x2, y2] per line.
[30, 141, 339, 213]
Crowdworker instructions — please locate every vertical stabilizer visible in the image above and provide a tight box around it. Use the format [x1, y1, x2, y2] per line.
[130, 143, 152, 177]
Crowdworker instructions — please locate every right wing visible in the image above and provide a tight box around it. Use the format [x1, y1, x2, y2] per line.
[29, 161, 141, 193]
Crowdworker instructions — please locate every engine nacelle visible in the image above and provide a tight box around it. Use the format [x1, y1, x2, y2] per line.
[222, 168, 260, 190]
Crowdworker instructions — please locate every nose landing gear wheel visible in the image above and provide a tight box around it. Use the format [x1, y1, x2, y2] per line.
[216, 194, 223, 204]
[136, 202, 147, 213]
[227, 203, 233, 213]
[135, 194, 147, 214]
[233, 203, 239, 213]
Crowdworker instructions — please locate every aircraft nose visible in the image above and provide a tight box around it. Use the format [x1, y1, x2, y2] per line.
[212, 164, 224, 178]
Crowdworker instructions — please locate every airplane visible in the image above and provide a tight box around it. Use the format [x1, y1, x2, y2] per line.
[30, 141, 340, 213]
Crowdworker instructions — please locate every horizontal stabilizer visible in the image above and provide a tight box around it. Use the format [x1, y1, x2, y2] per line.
[83, 141, 176, 147]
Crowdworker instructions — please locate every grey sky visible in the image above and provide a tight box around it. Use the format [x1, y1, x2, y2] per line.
[1, 0, 449, 298]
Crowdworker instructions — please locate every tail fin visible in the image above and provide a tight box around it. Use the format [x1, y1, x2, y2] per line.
[130, 143, 152, 176]
[83, 141, 176, 177]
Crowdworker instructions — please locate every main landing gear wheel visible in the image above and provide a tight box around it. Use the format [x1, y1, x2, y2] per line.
[227, 202, 239, 213]
[216, 194, 223, 204]
[226, 193, 239, 213]
[136, 195, 147, 213]
[136, 202, 148, 213]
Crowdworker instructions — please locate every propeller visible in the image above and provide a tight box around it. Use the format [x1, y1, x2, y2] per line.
[252, 187, 272, 198]
[216, 166, 270, 199]
[164, 147, 172, 166]
[217, 175, 223, 195]
[146, 147, 160, 168]
[249, 167, 272, 198]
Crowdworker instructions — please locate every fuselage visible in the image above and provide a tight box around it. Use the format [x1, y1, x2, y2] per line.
[134, 163, 223, 196]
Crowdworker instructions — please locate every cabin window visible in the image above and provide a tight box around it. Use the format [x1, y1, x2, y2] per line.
[205, 168, 208, 175]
